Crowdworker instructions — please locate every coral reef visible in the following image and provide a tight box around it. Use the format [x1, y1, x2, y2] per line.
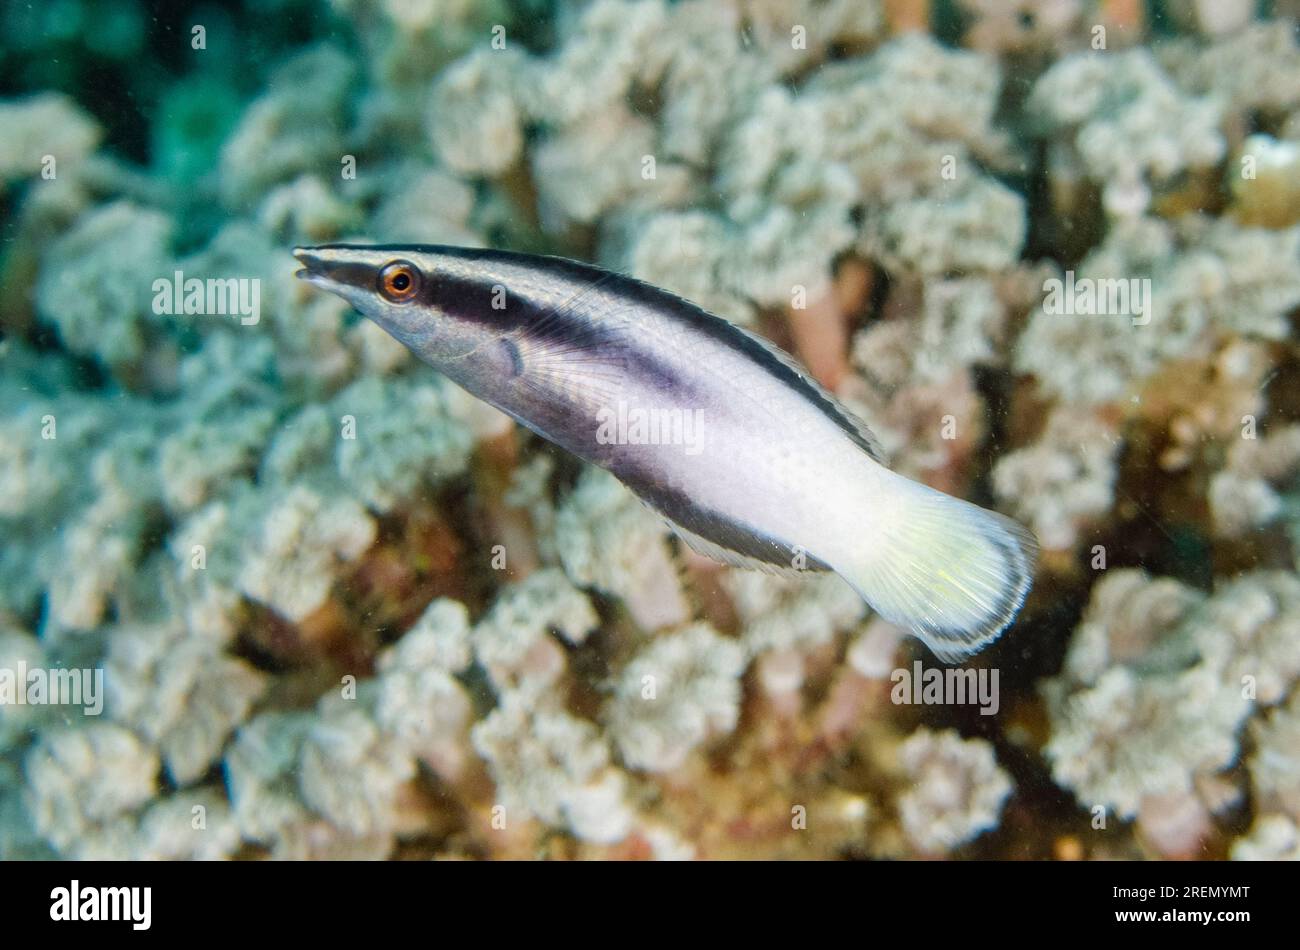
[606, 623, 746, 773]
[894, 729, 1012, 853]
[1044, 568, 1300, 856]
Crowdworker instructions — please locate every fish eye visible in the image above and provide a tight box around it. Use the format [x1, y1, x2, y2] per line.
[378, 260, 421, 303]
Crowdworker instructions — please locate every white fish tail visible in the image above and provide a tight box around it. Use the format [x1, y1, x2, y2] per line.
[834, 471, 1039, 663]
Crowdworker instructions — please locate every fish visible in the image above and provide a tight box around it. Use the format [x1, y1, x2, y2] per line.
[293, 244, 1038, 662]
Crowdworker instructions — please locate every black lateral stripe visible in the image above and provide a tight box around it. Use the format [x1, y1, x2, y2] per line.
[372, 244, 877, 458]
[622, 474, 832, 572]
[530, 255, 878, 461]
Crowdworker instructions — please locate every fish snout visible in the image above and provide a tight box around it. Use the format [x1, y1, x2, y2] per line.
[292, 246, 329, 282]
[292, 246, 375, 296]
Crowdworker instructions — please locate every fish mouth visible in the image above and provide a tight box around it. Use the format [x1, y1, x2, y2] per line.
[293, 245, 416, 305]
[292, 247, 337, 289]
[292, 246, 386, 299]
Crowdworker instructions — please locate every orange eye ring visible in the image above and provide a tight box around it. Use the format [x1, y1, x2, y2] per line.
[378, 260, 421, 303]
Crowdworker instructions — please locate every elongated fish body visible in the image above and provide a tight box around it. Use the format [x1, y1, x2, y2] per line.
[294, 244, 1038, 662]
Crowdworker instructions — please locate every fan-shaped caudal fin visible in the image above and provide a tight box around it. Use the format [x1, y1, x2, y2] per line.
[834, 472, 1039, 663]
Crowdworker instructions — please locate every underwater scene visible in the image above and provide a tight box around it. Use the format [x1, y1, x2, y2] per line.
[0, 0, 1298, 864]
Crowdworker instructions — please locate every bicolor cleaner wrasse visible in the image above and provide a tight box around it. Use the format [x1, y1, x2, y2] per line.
[294, 245, 1038, 662]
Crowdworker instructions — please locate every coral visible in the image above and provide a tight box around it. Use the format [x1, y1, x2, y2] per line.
[910, 277, 1010, 382]
[258, 174, 361, 243]
[0, 627, 50, 746]
[331, 0, 512, 95]
[129, 789, 244, 861]
[842, 296, 992, 484]
[298, 690, 419, 837]
[387, 596, 474, 675]
[503, 452, 560, 562]
[0, 93, 101, 184]
[1043, 569, 1300, 828]
[860, 175, 1026, 276]
[606, 623, 746, 772]
[1143, 338, 1273, 474]
[1015, 217, 1300, 405]
[151, 74, 242, 188]
[745, 0, 887, 64]
[367, 164, 482, 246]
[554, 469, 690, 632]
[0, 761, 56, 860]
[610, 210, 754, 324]
[807, 34, 1010, 205]
[225, 686, 429, 858]
[226, 482, 377, 623]
[846, 618, 908, 680]
[532, 105, 691, 231]
[373, 598, 475, 781]
[471, 568, 598, 696]
[1234, 691, 1300, 860]
[35, 201, 174, 369]
[1188, 572, 1300, 707]
[0, 367, 246, 631]
[1233, 814, 1300, 861]
[1044, 665, 1247, 821]
[1247, 692, 1300, 818]
[103, 616, 267, 785]
[1054, 569, 1204, 686]
[46, 428, 163, 632]
[158, 407, 277, 515]
[724, 570, 866, 657]
[1166, 0, 1257, 38]
[332, 374, 478, 513]
[1209, 424, 1300, 538]
[1159, 20, 1300, 120]
[69, 787, 245, 861]
[0, 404, 72, 519]
[179, 221, 357, 389]
[224, 712, 319, 846]
[992, 407, 1120, 552]
[894, 729, 1012, 853]
[427, 48, 526, 177]
[1029, 49, 1225, 216]
[24, 723, 160, 857]
[471, 692, 636, 844]
[727, 169, 860, 306]
[649, 2, 780, 166]
[520, 0, 668, 127]
[218, 46, 355, 207]
[714, 87, 858, 304]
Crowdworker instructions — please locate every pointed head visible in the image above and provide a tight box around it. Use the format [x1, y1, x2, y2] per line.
[294, 244, 426, 325]
[293, 244, 493, 359]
